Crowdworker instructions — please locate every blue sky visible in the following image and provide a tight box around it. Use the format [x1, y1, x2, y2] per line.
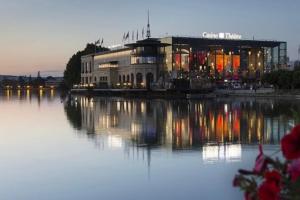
[0, 0, 299, 75]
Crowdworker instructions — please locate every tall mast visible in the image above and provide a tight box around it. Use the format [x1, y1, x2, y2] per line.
[298, 44, 300, 61]
[146, 10, 151, 39]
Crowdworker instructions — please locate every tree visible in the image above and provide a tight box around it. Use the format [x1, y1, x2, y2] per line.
[63, 43, 109, 88]
[1, 79, 16, 88]
[277, 70, 293, 89]
[262, 70, 300, 89]
[18, 76, 25, 86]
[64, 97, 82, 130]
[294, 61, 300, 71]
[28, 75, 32, 85]
[293, 71, 300, 88]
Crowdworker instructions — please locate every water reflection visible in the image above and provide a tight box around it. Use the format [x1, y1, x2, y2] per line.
[64, 96, 299, 163]
[2, 92, 300, 199]
[0, 89, 58, 103]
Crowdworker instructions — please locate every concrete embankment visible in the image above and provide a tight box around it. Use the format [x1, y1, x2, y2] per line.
[71, 88, 188, 98]
[71, 88, 300, 99]
[215, 89, 300, 99]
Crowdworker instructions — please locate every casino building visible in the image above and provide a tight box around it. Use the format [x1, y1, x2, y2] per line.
[80, 32, 287, 89]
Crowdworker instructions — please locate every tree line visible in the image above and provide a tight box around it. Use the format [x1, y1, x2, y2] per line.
[262, 65, 300, 89]
[63, 43, 108, 88]
[0, 75, 46, 89]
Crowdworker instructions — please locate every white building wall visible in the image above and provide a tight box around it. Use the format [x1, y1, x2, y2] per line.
[81, 48, 158, 88]
[93, 49, 131, 70]
[81, 55, 94, 85]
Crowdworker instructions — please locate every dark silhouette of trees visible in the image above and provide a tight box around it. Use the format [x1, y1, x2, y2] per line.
[18, 76, 25, 87]
[64, 98, 82, 130]
[63, 43, 109, 88]
[262, 70, 300, 89]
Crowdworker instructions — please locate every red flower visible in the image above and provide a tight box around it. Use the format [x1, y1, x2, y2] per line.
[253, 145, 268, 174]
[264, 170, 281, 184]
[288, 158, 300, 182]
[244, 192, 254, 200]
[258, 181, 280, 200]
[281, 125, 300, 160]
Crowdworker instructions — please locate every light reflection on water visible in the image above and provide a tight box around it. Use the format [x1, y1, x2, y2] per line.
[0, 90, 300, 200]
[65, 95, 298, 168]
[69, 95, 296, 146]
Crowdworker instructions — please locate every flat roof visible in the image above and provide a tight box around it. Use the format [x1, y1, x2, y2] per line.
[166, 36, 285, 48]
[125, 38, 170, 48]
[82, 47, 131, 59]
[81, 36, 286, 59]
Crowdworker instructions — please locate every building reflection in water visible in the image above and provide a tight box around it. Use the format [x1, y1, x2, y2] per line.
[64, 96, 299, 164]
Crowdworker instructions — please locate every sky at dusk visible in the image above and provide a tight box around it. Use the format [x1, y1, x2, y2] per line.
[0, 0, 299, 76]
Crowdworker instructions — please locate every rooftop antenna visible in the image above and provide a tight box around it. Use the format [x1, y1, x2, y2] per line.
[146, 9, 151, 39]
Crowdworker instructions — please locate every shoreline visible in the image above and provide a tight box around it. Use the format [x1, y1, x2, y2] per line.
[70, 88, 300, 99]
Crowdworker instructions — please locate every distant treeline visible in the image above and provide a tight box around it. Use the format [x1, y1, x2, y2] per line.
[0, 76, 62, 89]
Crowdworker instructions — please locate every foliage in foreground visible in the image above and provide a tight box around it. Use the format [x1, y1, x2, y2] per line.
[233, 125, 300, 199]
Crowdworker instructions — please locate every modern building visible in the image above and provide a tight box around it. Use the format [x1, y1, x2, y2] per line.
[80, 33, 287, 89]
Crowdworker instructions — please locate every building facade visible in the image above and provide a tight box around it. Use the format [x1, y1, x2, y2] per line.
[80, 36, 287, 89]
[81, 38, 167, 88]
[163, 37, 287, 81]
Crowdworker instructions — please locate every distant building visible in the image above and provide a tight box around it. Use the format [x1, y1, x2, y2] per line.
[294, 60, 300, 70]
[288, 61, 295, 70]
[45, 77, 63, 88]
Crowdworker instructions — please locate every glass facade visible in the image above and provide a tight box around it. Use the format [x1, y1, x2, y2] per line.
[130, 45, 164, 65]
[80, 37, 287, 88]
[131, 56, 157, 64]
[160, 37, 287, 81]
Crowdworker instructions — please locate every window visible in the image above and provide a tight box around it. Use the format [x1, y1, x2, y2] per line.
[131, 56, 157, 64]
[131, 73, 134, 83]
[98, 76, 108, 82]
[98, 63, 118, 68]
[136, 73, 143, 87]
[127, 75, 130, 82]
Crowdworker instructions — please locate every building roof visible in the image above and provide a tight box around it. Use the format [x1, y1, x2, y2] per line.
[166, 36, 285, 48]
[125, 38, 170, 48]
[81, 47, 131, 59]
[81, 36, 286, 60]
[82, 38, 170, 59]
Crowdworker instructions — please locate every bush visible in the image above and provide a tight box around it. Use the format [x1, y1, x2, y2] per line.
[263, 70, 300, 89]
[293, 71, 300, 88]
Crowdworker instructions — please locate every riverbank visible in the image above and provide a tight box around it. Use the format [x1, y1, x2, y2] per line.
[214, 89, 300, 99]
[71, 88, 189, 99]
[70, 88, 300, 99]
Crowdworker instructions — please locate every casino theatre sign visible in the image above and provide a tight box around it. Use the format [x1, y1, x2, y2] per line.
[202, 32, 242, 40]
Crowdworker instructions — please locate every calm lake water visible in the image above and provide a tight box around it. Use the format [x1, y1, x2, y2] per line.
[0, 90, 299, 200]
